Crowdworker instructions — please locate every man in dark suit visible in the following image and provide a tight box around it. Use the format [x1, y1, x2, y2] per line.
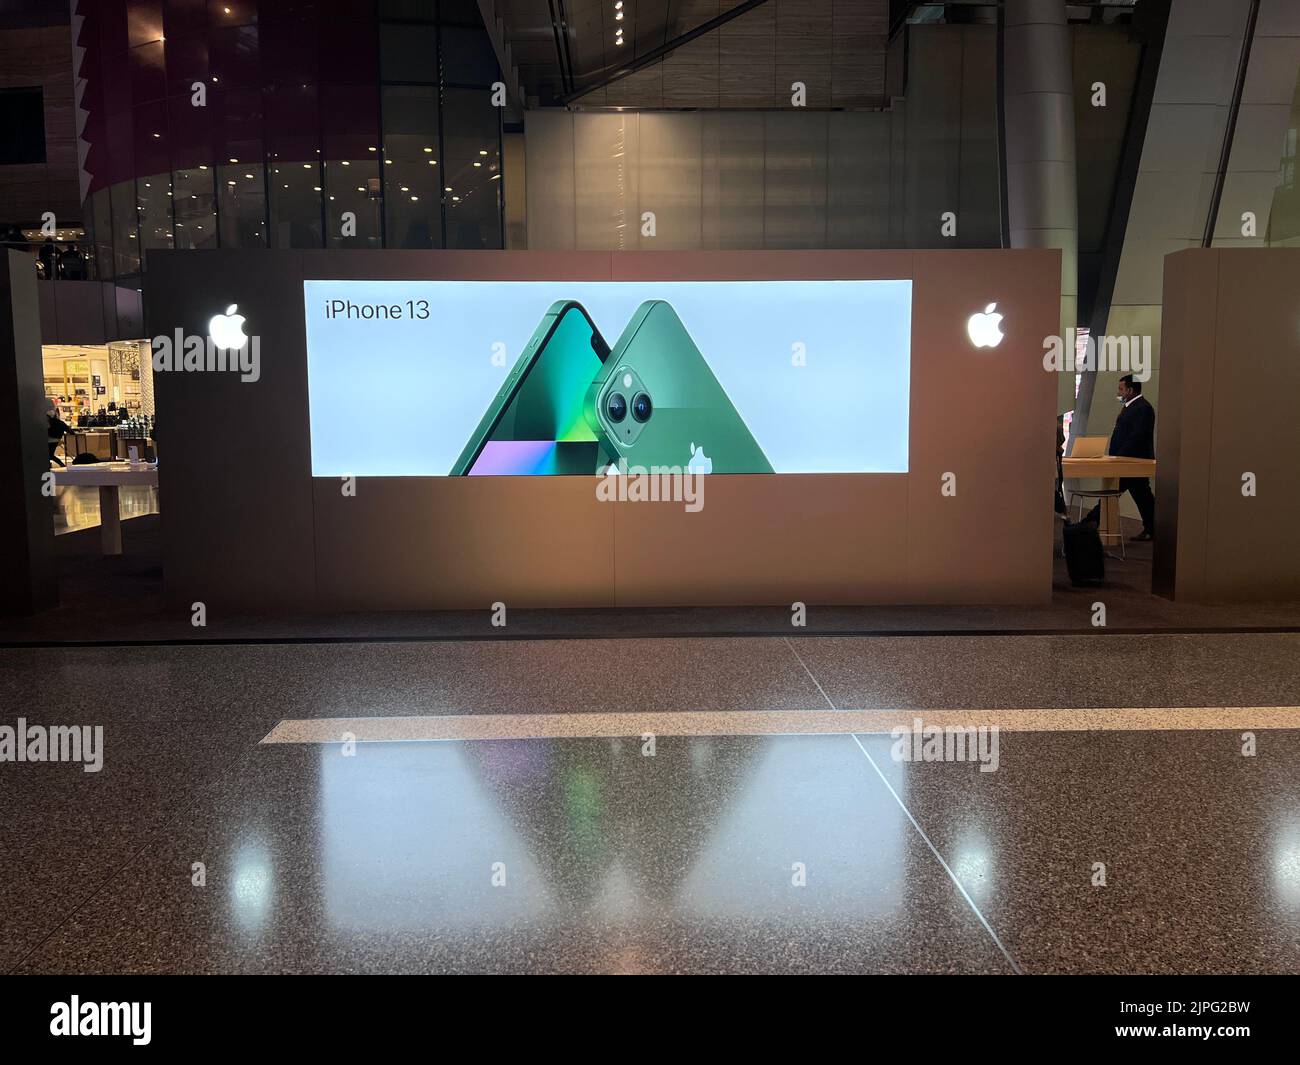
[1088, 373, 1156, 541]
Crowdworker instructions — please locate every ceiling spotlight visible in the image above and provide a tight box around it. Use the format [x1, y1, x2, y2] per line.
[616, 11, 623, 19]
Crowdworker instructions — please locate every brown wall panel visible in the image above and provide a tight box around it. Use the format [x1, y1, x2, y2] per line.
[1152, 250, 1218, 599]
[908, 251, 1059, 603]
[314, 476, 615, 610]
[152, 249, 1061, 612]
[612, 475, 911, 606]
[148, 250, 317, 612]
[1156, 248, 1300, 602]
[1204, 250, 1300, 600]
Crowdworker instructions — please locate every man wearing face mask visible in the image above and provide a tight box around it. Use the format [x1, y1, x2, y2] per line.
[1087, 373, 1156, 541]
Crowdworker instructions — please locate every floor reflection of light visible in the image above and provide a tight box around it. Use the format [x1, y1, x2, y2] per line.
[677, 738, 906, 920]
[948, 834, 995, 902]
[230, 840, 273, 930]
[319, 743, 555, 933]
[1272, 826, 1300, 906]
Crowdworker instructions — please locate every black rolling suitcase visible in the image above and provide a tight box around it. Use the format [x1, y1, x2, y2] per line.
[1063, 520, 1104, 586]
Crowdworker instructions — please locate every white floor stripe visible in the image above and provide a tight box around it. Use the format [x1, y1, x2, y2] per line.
[260, 705, 1300, 744]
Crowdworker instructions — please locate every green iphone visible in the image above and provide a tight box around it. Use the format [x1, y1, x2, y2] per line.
[451, 300, 610, 476]
[585, 300, 773, 474]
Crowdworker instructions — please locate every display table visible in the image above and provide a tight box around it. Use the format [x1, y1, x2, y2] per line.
[52, 462, 159, 556]
[1061, 456, 1156, 547]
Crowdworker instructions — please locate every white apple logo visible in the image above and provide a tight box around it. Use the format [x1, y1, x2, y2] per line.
[208, 303, 248, 349]
[967, 302, 1004, 348]
[688, 443, 712, 475]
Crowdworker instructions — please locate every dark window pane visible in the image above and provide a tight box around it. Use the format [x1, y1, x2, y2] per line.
[324, 159, 381, 248]
[440, 26, 498, 86]
[111, 181, 142, 275]
[380, 0, 435, 21]
[163, 0, 206, 39]
[441, 87, 501, 249]
[382, 85, 441, 247]
[0, 88, 45, 164]
[173, 166, 217, 249]
[136, 172, 174, 257]
[130, 40, 167, 103]
[213, 88, 263, 166]
[90, 188, 114, 279]
[217, 162, 266, 247]
[380, 23, 437, 83]
[270, 160, 323, 248]
[210, 25, 260, 89]
[127, 0, 164, 47]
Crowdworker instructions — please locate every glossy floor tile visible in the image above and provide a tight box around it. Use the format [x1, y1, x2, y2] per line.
[5, 633, 1300, 974]
[794, 633, 1300, 709]
[854, 728, 1300, 974]
[15, 736, 1013, 975]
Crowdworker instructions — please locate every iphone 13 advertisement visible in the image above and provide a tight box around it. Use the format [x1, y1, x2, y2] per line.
[302, 279, 912, 477]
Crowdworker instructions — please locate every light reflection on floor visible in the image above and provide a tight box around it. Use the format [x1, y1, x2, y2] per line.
[52, 484, 160, 535]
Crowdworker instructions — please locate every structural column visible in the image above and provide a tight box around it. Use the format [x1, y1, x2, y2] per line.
[0, 250, 57, 614]
[1003, 0, 1078, 415]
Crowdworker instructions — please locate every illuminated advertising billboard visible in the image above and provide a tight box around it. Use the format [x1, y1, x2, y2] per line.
[303, 280, 912, 476]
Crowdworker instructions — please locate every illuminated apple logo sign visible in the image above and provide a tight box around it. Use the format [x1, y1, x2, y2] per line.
[967, 303, 1005, 348]
[208, 304, 248, 349]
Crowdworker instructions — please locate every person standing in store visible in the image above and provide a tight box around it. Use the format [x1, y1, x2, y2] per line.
[46, 400, 70, 467]
[1087, 374, 1156, 541]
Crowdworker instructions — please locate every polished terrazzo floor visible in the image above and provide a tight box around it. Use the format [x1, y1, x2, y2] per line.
[3, 633, 1299, 974]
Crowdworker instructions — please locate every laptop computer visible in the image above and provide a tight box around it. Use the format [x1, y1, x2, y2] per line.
[1069, 436, 1108, 458]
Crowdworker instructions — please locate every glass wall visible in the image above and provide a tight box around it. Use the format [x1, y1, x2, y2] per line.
[79, 0, 504, 279]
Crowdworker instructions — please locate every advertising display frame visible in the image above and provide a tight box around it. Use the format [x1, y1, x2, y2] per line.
[147, 248, 1059, 611]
